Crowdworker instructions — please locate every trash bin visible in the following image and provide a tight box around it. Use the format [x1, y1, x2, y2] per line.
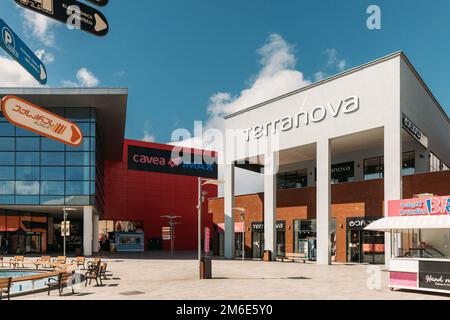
[263, 250, 272, 262]
[200, 257, 212, 279]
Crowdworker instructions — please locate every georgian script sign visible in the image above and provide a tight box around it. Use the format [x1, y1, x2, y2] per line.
[388, 196, 450, 217]
[0, 18, 47, 85]
[419, 261, 450, 292]
[128, 145, 218, 179]
[1, 96, 83, 147]
[15, 0, 109, 37]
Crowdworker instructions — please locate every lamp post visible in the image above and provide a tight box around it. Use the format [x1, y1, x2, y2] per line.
[62, 207, 76, 257]
[234, 207, 246, 261]
[197, 178, 224, 279]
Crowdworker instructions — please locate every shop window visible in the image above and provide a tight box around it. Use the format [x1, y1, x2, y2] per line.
[293, 219, 336, 261]
[364, 152, 415, 180]
[430, 152, 441, 172]
[392, 229, 450, 260]
[277, 169, 308, 190]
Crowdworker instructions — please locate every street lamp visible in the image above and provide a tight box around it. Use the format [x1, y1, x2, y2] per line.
[160, 215, 182, 256]
[197, 178, 224, 279]
[62, 207, 77, 257]
[234, 207, 246, 261]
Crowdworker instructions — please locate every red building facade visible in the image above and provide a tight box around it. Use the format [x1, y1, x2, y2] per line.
[103, 139, 217, 251]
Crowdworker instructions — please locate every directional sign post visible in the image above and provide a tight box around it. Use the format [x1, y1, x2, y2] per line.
[85, 0, 109, 7]
[1, 96, 83, 147]
[15, 0, 109, 37]
[0, 19, 47, 85]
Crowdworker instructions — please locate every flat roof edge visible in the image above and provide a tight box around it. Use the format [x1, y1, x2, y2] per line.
[224, 51, 449, 123]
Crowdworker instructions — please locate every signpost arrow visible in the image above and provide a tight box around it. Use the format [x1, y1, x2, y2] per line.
[0, 19, 47, 85]
[1, 96, 83, 147]
[15, 0, 109, 37]
[85, 0, 109, 7]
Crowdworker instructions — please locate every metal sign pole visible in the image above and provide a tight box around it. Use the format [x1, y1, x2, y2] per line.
[63, 207, 67, 257]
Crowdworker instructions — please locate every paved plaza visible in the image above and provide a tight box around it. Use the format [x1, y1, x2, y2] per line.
[12, 252, 450, 300]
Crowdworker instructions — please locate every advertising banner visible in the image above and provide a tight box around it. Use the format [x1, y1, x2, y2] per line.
[15, 0, 109, 37]
[1, 96, 83, 147]
[388, 196, 450, 217]
[128, 145, 218, 179]
[0, 18, 47, 85]
[419, 261, 450, 292]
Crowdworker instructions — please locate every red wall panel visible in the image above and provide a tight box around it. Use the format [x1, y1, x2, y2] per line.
[102, 139, 217, 251]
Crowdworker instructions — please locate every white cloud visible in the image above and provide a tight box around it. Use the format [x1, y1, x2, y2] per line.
[171, 33, 311, 195]
[22, 10, 57, 47]
[62, 68, 100, 87]
[142, 121, 156, 142]
[35, 49, 55, 64]
[0, 55, 42, 87]
[314, 48, 347, 81]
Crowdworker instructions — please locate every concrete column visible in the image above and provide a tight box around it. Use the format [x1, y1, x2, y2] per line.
[83, 206, 93, 256]
[92, 214, 99, 253]
[224, 163, 235, 259]
[316, 139, 331, 265]
[384, 118, 402, 269]
[264, 152, 278, 260]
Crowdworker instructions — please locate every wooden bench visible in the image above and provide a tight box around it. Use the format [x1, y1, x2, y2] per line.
[34, 256, 52, 270]
[71, 257, 86, 270]
[279, 253, 308, 263]
[0, 277, 12, 301]
[85, 260, 103, 287]
[9, 256, 25, 269]
[47, 271, 76, 296]
[52, 256, 67, 265]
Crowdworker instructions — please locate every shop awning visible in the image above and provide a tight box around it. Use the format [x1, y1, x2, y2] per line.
[365, 215, 450, 232]
[216, 222, 244, 233]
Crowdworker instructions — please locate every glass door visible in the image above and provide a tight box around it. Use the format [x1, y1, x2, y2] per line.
[348, 230, 362, 263]
[252, 231, 264, 259]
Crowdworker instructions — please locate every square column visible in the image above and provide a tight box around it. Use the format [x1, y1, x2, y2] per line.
[384, 120, 402, 268]
[224, 163, 235, 259]
[83, 206, 93, 257]
[92, 214, 99, 253]
[264, 152, 277, 260]
[316, 139, 331, 265]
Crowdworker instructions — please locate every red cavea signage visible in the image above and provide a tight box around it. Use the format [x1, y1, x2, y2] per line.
[132, 154, 166, 166]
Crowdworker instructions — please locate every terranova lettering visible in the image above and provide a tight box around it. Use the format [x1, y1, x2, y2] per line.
[243, 95, 359, 141]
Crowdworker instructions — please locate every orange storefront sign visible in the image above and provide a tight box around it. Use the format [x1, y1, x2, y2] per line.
[1, 96, 83, 147]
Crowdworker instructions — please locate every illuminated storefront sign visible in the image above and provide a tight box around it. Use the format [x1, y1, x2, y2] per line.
[388, 196, 450, 217]
[1, 95, 83, 147]
[128, 145, 218, 179]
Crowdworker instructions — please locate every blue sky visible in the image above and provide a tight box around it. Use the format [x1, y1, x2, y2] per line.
[1, 0, 450, 144]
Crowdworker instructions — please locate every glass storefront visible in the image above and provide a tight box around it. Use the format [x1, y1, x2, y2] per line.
[277, 170, 308, 190]
[392, 229, 450, 259]
[0, 210, 48, 254]
[98, 220, 144, 251]
[0, 107, 99, 206]
[250, 221, 286, 259]
[293, 219, 336, 261]
[346, 217, 385, 264]
[364, 151, 415, 180]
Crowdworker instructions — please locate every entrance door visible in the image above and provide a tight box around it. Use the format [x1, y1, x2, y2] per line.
[348, 230, 362, 263]
[363, 231, 385, 264]
[276, 228, 285, 257]
[252, 230, 264, 258]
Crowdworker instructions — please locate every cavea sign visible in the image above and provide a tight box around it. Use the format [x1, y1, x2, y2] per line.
[243, 95, 360, 141]
[1, 96, 83, 147]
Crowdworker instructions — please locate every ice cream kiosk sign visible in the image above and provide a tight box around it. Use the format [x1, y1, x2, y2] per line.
[1, 96, 83, 147]
[388, 196, 450, 217]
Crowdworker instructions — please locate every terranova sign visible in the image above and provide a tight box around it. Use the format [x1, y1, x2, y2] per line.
[0, 18, 47, 85]
[243, 95, 360, 141]
[1, 96, 83, 147]
[15, 0, 109, 37]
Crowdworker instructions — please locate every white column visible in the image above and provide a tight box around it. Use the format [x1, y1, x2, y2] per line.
[92, 214, 99, 253]
[316, 139, 331, 265]
[83, 206, 93, 256]
[384, 118, 402, 269]
[224, 163, 235, 259]
[264, 152, 277, 260]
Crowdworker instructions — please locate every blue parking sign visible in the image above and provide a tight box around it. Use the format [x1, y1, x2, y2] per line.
[0, 19, 47, 85]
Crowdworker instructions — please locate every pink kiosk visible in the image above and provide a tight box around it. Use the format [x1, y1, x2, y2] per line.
[365, 195, 450, 294]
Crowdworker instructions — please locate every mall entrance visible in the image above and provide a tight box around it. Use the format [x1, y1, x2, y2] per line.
[346, 217, 385, 264]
